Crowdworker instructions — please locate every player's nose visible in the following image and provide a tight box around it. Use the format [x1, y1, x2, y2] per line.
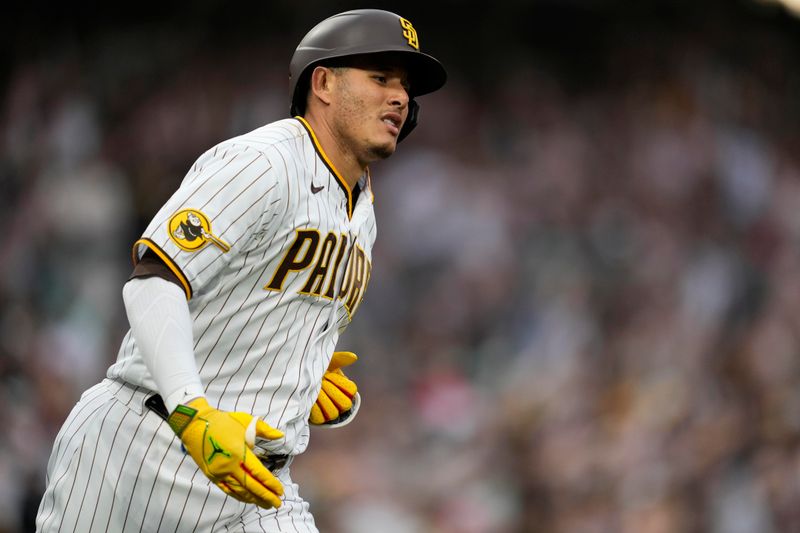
[387, 81, 409, 109]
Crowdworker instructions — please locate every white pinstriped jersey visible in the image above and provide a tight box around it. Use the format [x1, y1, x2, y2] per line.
[107, 117, 376, 457]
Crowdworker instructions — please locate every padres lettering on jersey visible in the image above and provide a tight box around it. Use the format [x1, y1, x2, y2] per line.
[265, 230, 371, 317]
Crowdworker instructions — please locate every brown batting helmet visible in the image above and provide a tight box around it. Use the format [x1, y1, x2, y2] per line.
[289, 9, 447, 141]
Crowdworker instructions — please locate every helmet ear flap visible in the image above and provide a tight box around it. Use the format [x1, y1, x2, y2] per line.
[397, 100, 419, 143]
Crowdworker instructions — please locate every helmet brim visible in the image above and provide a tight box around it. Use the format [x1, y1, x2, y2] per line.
[355, 50, 446, 98]
[298, 49, 446, 99]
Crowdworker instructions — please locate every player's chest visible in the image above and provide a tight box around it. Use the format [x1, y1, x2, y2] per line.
[258, 184, 375, 315]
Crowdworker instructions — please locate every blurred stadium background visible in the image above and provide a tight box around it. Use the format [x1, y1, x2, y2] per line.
[3, 0, 800, 531]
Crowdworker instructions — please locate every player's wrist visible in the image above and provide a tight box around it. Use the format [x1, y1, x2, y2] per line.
[167, 397, 209, 436]
[164, 383, 207, 413]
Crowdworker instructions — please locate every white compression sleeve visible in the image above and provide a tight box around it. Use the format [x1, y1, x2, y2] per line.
[122, 277, 205, 412]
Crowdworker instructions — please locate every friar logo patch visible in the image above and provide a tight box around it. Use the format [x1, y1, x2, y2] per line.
[168, 209, 230, 253]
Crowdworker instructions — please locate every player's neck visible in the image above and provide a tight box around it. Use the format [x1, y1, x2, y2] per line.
[302, 114, 365, 190]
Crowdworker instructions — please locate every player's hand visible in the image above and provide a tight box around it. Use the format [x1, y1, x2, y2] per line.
[309, 351, 358, 425]
[168, 397, 285, 508]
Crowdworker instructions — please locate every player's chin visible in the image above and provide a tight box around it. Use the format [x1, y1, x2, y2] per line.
[368, 139, 398, 160]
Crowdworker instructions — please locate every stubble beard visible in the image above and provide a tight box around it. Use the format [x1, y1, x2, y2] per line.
[335, 114, 397, 164]
[334, 83, 398, 163]
[368, 141, 396, 161]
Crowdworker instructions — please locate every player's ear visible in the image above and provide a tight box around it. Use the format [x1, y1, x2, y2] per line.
[309, 66, 335, 106]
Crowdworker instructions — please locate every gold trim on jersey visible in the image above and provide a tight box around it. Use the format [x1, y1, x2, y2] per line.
[294, 116, 354, 219]
[132, 238, 193, 300]
[366, 168, 375, 204]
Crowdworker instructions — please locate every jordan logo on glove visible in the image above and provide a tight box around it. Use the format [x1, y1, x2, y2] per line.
[206, 436, 231, 464]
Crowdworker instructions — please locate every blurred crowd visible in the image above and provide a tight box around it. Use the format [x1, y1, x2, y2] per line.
[2, 4, 800, 532]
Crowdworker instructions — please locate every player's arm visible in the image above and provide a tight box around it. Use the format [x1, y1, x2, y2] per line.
[122, 266, 284, 508]
[126, 255, 204, 410]
[309, 351, 361, 428]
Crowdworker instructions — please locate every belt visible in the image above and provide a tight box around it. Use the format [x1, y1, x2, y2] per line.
[144, 394, 291, 474]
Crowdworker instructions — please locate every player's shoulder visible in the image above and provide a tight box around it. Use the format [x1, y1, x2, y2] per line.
[226, 118, 308, 153]
[187, 118, 310, 187]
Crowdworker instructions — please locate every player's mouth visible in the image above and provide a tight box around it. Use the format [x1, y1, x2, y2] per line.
[381, 112, 403, 136]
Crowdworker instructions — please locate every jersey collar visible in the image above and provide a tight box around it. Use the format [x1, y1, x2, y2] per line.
[295, 116, 357, 219]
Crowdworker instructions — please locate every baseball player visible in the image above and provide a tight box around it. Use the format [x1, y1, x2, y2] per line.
[35, 9, 446, 532]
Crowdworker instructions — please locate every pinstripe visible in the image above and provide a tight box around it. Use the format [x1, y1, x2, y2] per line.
[250, 123, 303, 146]
[192, 280, 229, 324]
[239, 292, 297, 414]
[56, 435, 88, 533]
[194, 205, 284, 371]
[286, 499, 298, 532]
[190, 212, 264, 279]
[289, 502, 315, 533]
[50, 385, 107, 460]
[139, 420, 173, 526]
[188, 187, 280, 348]
[206, 225, 297, 393]
[196, 270, 277, 376]
[38, 390, 110, 528]
[155, 454, 189, 531]
[264, 301, 311, 416]
[87, 408, 132, 531]
[181, 172, 274, 270]
[222, 183, 278, 242]
[269, 504, 282, 532]
[150, 150, 240, 252]
[193, 282, 241, 354]
[204, 289, 274, 391]
[300, 166, 337, 405]
[172, 467, 201, 531]
[150, 150, 246, 233]
[153, 151, 264, 253]
[213, 290, 282, 398]
[273, 146, 294, 222]
[120, 419, 162, 530]
[231, 237, 294, 409]
[189, 483, 213, 533]
[103, 412, 150, 532]
[73, 401, 117, 523]
[228, 289, 293, 407]
[199, 151, 265, 211]
[209, 495, 233, 533]
[192, 181, 291, 373]
[274, 305, 327, 426]
[243, 198, 283, 278]
[267, 304, 327, 421]
[274, 171, 328, 424]
[39, 444, 79, 530]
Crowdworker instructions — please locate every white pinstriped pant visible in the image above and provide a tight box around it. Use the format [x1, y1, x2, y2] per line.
[36, 379, 318, 532]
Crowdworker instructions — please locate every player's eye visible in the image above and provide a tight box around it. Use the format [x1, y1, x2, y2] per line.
[373, 75, 387, 84]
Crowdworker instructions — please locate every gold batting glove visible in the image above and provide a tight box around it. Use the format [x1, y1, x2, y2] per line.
[309, 351, 359, 425]
[168, 397, 284, 508]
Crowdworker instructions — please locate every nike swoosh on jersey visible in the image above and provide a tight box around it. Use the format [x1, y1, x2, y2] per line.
[311, 183, 324, 194]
